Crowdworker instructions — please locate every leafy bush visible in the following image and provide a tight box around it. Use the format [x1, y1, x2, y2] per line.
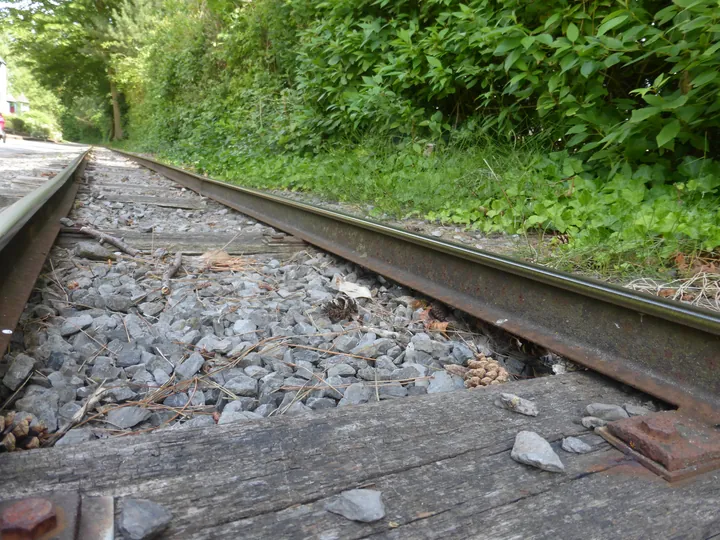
[5, 114, 25, 133]
[296, 0, 720, 180]
[4, 110, 61, 140]
[113, 0, 720, 267]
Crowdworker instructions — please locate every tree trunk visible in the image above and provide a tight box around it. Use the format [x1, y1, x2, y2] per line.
[109, 78, 123, 141]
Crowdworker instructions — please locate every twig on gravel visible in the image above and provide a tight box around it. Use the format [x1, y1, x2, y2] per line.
[278, 363, 341, 405]
[0, 373, 33, 412]
[45, 383, 110, 446]
[121, 317, 131, 342]
[274, 378, 314, 416]
[280, 376, 432, 391]
[79, 226, 140, 256]
[203, 379, 241, 401]
[286, 343, 379, 363]
[374, 363, 380, 402]
[48, 258, 69, 302]
[161, 251, 183, 295]
[154, 347, 174, 371]
[77, 341, 110, 372]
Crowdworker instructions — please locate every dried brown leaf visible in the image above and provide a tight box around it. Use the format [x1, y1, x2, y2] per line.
[428, 321, 449, 333]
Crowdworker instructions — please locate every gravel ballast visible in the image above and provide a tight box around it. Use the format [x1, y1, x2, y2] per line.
[0, 148, 570, 448]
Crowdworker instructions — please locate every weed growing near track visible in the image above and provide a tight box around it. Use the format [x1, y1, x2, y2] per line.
[118, 135, 715, 280]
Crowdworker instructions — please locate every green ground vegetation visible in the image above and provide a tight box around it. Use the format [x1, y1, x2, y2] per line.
[5, 0, 720, 276]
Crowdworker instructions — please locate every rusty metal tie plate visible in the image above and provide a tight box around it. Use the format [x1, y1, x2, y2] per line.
[598, 411, 720, 482]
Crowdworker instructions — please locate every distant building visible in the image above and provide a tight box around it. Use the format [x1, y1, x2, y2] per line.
[0, 58, 30, 114]
[6, 93, 29, 114]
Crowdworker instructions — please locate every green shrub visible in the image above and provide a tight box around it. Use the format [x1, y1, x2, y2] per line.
[5, 113, 26, 133]
[5, 110, 62, 139]
[296, 0, 720, 180]
[116, 0, 720, 265]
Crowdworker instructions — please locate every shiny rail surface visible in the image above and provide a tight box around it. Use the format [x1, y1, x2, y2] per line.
[112, 149, 720, 422]
[0, 150, 89, 355]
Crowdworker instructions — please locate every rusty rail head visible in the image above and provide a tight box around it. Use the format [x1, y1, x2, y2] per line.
[0, 150, 88, 356]
[112, 148, 720, 423]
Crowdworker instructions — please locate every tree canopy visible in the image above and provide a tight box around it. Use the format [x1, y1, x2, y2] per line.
[4, 0, 127, 138]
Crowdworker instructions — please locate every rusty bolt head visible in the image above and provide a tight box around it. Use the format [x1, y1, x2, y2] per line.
[0, 498, 57, 540]
[640, 415, 678, 440]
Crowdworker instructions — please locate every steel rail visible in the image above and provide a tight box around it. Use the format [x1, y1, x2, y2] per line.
[0, 149, 89, 356]
[113, 149, 720, 422]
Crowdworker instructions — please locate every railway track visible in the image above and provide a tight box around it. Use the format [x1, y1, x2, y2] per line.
[0, 145, 719, 538]
[112, 149, 720, 420]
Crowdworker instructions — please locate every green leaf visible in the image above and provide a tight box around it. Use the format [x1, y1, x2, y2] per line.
[494, 38, 521, 55]
[566, 124, 587, 134]
[597, 15, 628, 36]
[426, 56, 442, 69]
[692, 70, 717, 87]
[548, 74, 562, 93]
[566, 23, 579, 42]
[545, 13, 561, 29]
[504, 49, 521, 71]
[567, 132, 589, 146]
[535, 33, 554, 46]
[604, 53, 622, 68]
[578, 141, 602, 152]
[630, 107, 661, 123]
[521, 36, 535, 49]
[702, 42, 720, 58]
[580, 61, 594, 78]
[661, 94, 688, 110]
[673, 0, 704, 8]
[525, 215, 546, 227]
[559, 55, 578, 73]
[656, 120, 681, 148]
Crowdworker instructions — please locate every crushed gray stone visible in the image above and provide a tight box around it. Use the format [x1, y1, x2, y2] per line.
[1, 148, 553, 439]
[218, 410, 263, 425]
[325, 489, 386, 522]
[623, 403, 653, 417]
[75, 241, 116, 261]
[561, 436, 593, 454]
[511, 431, 565, 473]
[427, 371, 464, 393]
[175, 352, 205, 380]
[584, 403, 629, 421]
[338, 383, 370, 407]
[107, 407, 152, 429]
[494, 393, 539, 417]
[2, 353, 35, 391]
[119, 498, 173, 540]
[56, 427, 96, 446]
[581, 416, 607, 429]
